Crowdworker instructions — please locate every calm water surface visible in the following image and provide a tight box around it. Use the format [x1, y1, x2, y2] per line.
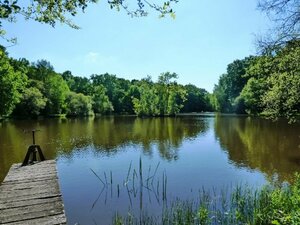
[0, 115, 299, 224]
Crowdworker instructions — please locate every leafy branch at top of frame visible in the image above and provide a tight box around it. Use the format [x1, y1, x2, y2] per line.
[0, 0, 179, 44]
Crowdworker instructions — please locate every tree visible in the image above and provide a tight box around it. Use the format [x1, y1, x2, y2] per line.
[9, 58, 30, 75]
[238, 40, 300, 121]
[166, 84, 186, 115]
[133, 83, 160, 116]
[212, 78, 232, 113]
[70, 76, 92, 95]
[44, 74, 70, 114]
[158, 71, 178, 85]
[225, 58, 255, 100]
[0, 0, 179, 42]
[65, 92, 93, 116]
[262, 41, 300, 121]
[121, 84, 140, 114]
[92, 85, 114, 114]
[212, 57, 257, 113]
[182, 84, 211, 112]
[0, 48, 26, 118]
[91, 73, 131, 113]
[29, 60, 55, 81]
[240, 55, 273, 115]
[258, 0, 300, 50]
[156, 72, 182, 115]
[133, 73, 186, 116]
[13, 87, 47, 117]
[240, 77, 267, 115]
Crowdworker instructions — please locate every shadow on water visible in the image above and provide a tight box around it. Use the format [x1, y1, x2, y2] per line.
[214, 115, 300, 182]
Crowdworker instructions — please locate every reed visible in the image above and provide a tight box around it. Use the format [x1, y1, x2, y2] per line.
[90, 160, 300, 225]
[90, 157, 168, 209]
[111, 173, 300, 225]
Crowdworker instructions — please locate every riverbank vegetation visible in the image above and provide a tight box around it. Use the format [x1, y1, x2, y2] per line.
[1, 39, 299, 121]
[212, 40, 300, 122]
[0, 46, 212, 119]
[112, 173, 300, 225]
[88, 158, 300, 225]
[1, 0, 300, 120]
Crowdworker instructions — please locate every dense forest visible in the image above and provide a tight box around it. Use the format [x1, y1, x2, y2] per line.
[0, 0, 299, 121]
[0, 46, 212, 118]
[1, 39, 300, 120]
[212, 40, 300, 122]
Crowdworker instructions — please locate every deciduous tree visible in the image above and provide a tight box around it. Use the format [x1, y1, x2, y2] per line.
[92, 85, 114, 114]
[44, 74, 70, 114]
[0, 48, 26, 117]
[258, 0, 300, 50]
[13, 87, 47, 117]
[65, 92, 93, 116]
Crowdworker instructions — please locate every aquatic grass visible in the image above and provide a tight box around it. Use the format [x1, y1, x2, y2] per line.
[90, 157, 168, 209]
[112, 173, 300, 225]
[90, 168, 105, 185]
[90, 160, 300, 225]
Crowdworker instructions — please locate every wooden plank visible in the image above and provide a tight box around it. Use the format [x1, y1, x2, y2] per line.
[0, 187, 61, 200]
[8, 214, 67, 225]
[3, 173, 57, 182]
[0, 160, 67, 225]
[1, 201, 64, 223]
[2, 176, 58, 186]
[0, 179, 57, 191]
[0, 194, 62, 206]
[0, 196, 62, 210]
[0, 179, 59, 191]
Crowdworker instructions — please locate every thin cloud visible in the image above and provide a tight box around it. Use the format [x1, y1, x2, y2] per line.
[84, 51, 100, 64]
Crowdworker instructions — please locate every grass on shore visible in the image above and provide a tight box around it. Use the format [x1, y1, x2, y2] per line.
[112, 173, 300, 225]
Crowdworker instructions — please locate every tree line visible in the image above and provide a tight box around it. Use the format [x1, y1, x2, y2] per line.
[0, 46, 212, 119]
[1, 39, 299, 121]
[211, 40, 300, 122]
[1, 37, 300, 121]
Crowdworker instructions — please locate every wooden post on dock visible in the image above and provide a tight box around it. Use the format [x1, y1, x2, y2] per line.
[21, 130, 46, 166]
[0, 160, 67, 224]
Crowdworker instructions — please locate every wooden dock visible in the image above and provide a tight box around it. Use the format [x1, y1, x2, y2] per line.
[0, 160, 67, 225]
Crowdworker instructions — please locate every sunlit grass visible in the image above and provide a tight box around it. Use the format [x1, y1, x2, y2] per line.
[111, 173, 300, 225]
[90, 159, 300, 225]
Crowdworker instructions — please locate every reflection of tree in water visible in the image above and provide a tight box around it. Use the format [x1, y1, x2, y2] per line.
[59, 116, 208, 161]
[131, 117, 207, 160]
[0, 117, 208, 182]
[214, 115, 300, 182]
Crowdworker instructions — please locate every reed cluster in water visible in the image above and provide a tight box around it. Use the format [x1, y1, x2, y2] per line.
[90, 157, 168, 209]
[112, 173, 300, 225]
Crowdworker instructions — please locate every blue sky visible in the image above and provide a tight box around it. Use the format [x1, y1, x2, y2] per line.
[2, 0, 270, 92]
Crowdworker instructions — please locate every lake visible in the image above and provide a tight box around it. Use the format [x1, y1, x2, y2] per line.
[0, 115, 299, 224]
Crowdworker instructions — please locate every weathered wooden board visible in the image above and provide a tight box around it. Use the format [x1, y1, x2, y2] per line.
[0, 160, 67, 225]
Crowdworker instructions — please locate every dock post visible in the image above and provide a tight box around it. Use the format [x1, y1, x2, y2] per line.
[21, 130, 46, 166]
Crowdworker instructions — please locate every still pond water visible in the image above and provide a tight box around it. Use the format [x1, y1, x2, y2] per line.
[0, 115, 299, 224]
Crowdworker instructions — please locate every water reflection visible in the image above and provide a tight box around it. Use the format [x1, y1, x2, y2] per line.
[51, 116, 208, 160]
[3, 115, 299, 224]
[214, 115, 300, 182]
[0, 116, 208, 182]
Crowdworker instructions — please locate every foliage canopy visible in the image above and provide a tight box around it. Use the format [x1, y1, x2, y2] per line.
[258, 0, 300, 50]
[0, 45, 211, 118]
[0, 0, 178, 42]
[212, 40, 300, 122]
